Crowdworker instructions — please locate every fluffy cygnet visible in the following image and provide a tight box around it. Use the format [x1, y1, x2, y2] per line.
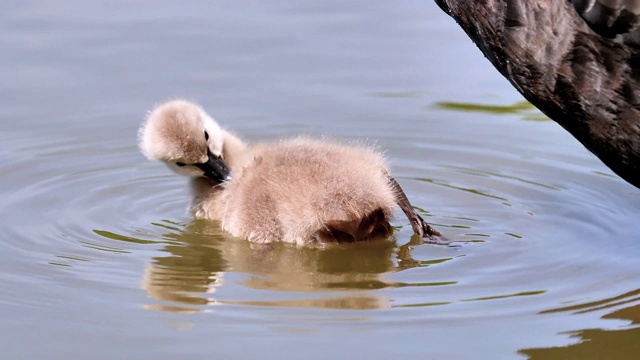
[139, 99, 443, 245]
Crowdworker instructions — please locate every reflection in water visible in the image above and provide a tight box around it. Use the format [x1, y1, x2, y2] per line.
[142, 232, 227, 313]
[462, 290, 546, 302]
[97, 215, 553, 314]
[418, 177, 510, 202]
[520, 289, 640, 359]
[131, 220, 451, 312]
[369, 91, 423, 99]
[434, 166, 561, 191]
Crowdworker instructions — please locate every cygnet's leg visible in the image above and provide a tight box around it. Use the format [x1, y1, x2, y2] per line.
[387, 175, 448, 244]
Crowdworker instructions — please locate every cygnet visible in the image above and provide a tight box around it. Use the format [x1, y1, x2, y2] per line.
[139, 99, 443, 245]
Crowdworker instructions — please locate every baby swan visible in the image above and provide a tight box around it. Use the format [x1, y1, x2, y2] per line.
[139, 99, 443, 245]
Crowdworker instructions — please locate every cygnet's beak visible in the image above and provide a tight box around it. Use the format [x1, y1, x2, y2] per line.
[195, 149, 232, 184]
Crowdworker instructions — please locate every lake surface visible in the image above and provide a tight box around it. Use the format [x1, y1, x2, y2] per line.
[1, 1, 639, 359]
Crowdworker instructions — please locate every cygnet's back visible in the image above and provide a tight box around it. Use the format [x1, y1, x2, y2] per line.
[214, 139, 397, 245]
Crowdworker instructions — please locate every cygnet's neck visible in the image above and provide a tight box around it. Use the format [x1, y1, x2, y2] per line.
[220, 129, 253, 177]
[189, 129, 251, 219]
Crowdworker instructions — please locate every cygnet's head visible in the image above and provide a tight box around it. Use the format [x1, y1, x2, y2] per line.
[139, 99, 231, 184]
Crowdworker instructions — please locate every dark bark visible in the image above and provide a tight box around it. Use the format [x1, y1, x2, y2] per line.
[435, 0, 640, 189]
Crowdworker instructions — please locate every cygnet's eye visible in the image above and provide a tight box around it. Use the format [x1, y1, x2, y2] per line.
[176, 162, 186, 167]
[204, 130, 209, 141]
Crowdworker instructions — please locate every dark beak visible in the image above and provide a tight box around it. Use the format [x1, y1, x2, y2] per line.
[194, 149, 231, 184]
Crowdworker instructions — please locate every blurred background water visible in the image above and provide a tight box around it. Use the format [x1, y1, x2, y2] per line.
[0, 1, 639, 359]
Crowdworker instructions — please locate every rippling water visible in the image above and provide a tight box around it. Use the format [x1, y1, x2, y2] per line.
[1, 1, 639, 359]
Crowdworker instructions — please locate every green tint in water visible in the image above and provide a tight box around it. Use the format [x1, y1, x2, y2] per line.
[434, 100, 549, 121]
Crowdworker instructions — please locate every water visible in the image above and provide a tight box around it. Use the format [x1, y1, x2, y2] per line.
[1, 1, 639, 359]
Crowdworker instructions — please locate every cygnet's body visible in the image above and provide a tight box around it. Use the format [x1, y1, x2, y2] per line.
[139, 99, 442, 245]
